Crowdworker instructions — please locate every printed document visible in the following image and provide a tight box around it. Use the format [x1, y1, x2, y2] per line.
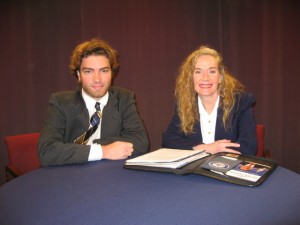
[125, 148, 209, 169]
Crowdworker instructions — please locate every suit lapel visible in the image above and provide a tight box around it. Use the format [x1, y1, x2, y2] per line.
[101, 88, 119, 137]
[215, 107, 225, 140]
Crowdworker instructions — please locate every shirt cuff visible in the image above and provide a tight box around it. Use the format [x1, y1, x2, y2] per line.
[88, 144, 103, 161]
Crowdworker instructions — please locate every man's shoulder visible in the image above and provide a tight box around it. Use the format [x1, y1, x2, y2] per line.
[109, 86, 134, 96]
[50, 90, 82, 103]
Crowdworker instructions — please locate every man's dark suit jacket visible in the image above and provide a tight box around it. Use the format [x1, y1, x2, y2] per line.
[38, 86, 149, 166]
[162, 92, 257, 155]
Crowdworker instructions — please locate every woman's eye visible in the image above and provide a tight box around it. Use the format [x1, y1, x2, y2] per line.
[208, 70, 216, 75]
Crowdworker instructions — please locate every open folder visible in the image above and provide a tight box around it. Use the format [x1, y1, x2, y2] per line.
[125, 148, 209, 169]
[124, 148, 277, 187]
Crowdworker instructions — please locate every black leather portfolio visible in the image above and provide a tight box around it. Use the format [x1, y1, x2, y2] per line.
[124, 149, 277, 187]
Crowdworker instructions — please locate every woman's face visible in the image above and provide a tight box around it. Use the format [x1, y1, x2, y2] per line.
[193, 55, 222, 100]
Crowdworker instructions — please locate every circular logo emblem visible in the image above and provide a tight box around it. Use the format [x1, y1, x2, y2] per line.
[208, 161, 230, 169]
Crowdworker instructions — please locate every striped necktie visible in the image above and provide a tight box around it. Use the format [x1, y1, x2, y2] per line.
[74, 102, 101, 145]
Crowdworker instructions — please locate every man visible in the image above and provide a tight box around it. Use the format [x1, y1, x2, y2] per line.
[38, 38, 149, 166]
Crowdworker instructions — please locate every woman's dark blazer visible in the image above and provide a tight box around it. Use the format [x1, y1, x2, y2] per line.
[162, 92, 257, 155]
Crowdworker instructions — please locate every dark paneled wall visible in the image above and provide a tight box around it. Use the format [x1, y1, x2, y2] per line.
[1, 0, 300, 185]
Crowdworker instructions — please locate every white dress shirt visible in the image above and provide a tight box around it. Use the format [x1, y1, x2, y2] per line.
[198, 95, 220, 144]
[81, 89, 109, 161]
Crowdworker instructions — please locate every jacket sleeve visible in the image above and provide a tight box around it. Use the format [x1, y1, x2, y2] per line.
[161, 108, 201, 150]
[233, 93, 257, 155]
[93, 89, 149, 156]
[38, 92, 91, 166]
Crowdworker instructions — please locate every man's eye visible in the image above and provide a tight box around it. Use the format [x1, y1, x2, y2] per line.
[101, 68, 110, 73]
[83, 70, 92, 75]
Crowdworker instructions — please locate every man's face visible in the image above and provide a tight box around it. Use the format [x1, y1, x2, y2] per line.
[78, 55, 112, 100]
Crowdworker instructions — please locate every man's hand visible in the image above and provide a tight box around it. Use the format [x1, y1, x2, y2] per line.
[102, 141, 134, 160]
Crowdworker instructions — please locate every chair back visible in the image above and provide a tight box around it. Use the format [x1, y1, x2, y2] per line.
[4, 133, 40, 177]
[256, 125, 265, 157]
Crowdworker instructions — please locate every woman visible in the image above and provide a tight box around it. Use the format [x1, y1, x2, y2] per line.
[162, 46, 257, 155]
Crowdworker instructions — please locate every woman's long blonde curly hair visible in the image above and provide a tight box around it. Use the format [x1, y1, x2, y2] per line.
[175, 46, 245, 134]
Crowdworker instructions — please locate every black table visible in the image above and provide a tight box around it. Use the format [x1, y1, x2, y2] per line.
[0, 160, 300, 225]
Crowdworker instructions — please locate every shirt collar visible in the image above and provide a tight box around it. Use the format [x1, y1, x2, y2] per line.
[198, 95, 220, 116]
[81, 88, 109, 112]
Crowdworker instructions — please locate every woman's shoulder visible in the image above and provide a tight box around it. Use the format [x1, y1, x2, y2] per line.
[235, 91, 256, 107]
[236, 91, 255, 99]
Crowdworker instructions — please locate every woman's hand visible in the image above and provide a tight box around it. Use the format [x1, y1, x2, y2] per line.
[193, 139, 240, 154]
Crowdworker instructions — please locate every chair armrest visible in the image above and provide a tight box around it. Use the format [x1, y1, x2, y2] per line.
[5, 165, 22, 181]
